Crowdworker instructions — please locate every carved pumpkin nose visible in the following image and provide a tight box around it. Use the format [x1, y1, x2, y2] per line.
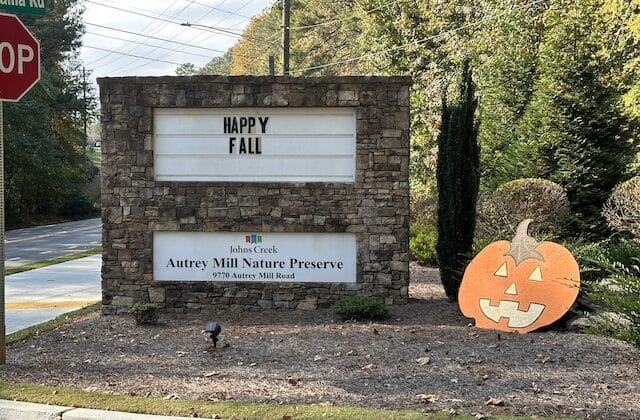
[505, 283, 517, 295]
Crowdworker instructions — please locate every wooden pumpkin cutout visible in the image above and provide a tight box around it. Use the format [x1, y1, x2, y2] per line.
[458, 219, 580, 333]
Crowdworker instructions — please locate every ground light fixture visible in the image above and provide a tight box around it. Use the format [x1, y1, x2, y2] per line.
[205, 322, 222, 348]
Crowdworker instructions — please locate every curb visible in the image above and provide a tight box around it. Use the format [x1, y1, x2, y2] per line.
[0, 400, 197, 420]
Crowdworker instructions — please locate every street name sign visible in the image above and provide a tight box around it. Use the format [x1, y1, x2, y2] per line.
[0, 0, 47, 16]
[0, 12, 41, 101]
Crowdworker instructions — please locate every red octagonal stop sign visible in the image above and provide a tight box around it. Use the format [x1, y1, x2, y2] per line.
[0, 13, 40, 102]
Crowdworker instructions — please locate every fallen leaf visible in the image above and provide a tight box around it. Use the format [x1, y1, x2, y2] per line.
[415, 357, 431, 366]
[314, 355, 325, 362]
[287, 378, 298, 386]
[361, 363, 376, 371]
[204, 371, 219, 377]
[176, 351, 187, 357]
[333, 352, 342, 358]
[592, 383, 611, 390]
[249, 362, 257, 367]
[282, 416, 292, 420]
[222, 343, 230, 348]
[373, 328, 379, 335]
[486, 397, 505, 406]
[204, 345, 216, 353]
[416, 393, 439, 403]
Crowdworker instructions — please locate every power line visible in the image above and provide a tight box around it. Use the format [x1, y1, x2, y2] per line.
[186, 0, 252, 20]
[107, 0, 219, 76]
[289, 0, 400, 30]
[86, 0, 182, 66]
[108, 0, 257, 76]
[290, 0, 547, 74]
[86, 0, 257, 41]
[84, 22, 240, 56]
[84, 45, 186, 66]
[85, 31, 214, 59]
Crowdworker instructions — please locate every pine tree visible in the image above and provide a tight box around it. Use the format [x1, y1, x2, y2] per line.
[436, 61, 480, 301]
[516, 0, 638, 239]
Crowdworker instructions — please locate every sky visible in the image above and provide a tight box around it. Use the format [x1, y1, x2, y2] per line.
[80, 0, 274, 82]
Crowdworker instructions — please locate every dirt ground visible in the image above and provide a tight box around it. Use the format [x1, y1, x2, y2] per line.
[2, 264, 639, 419]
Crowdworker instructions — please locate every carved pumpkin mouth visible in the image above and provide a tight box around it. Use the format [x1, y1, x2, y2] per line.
[479, 299, 545, 328]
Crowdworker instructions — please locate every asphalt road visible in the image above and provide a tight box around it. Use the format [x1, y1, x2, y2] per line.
[5, 218, 101, 268]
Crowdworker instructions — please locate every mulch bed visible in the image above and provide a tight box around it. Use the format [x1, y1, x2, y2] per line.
[2, 263, 639, 419]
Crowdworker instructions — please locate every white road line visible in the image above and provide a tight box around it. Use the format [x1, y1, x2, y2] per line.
[5, 224, 101, 244]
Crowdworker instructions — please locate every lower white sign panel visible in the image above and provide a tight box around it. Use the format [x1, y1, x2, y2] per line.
[154, 232, 356, 283]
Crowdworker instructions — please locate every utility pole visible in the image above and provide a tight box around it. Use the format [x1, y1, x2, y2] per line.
[282, 0, 290, 75]
[82, 67, 88, 152]
[269, 56, 275, 76]
[0, 101, 5, 365]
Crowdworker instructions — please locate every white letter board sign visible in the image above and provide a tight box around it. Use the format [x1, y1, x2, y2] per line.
[153, 107, 356, 183]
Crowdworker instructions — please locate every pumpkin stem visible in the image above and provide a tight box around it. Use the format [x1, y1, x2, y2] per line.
[506, 219, 544, 265]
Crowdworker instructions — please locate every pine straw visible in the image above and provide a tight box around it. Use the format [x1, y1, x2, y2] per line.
[2, 263, 638, 419]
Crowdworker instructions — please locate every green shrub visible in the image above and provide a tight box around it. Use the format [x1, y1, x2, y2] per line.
[602, 176, 640, 238]
[332, 296, 388, 321]
[410, 186, 437, 226]
[129, 303, 159, 325]
[409, 223, 438, 265]
[572, 239, 640, 346]
[476, 178, 571, 243]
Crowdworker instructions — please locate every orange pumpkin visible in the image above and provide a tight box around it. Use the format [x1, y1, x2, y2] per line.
[458, 219, 580, 333]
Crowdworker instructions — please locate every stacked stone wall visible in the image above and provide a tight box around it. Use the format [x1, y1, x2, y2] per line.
[98, 76, 411, 314]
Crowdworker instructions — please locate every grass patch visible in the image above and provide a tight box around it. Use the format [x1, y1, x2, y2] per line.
[87, 148, 101, 168]
[0, 380, 519, 419]
[0, 380, 567, 419]
[6, 302, 102, 345]
[5, 246, 102, 276]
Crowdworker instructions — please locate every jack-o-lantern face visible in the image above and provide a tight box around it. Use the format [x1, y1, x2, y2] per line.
[459, 219, 580, 334]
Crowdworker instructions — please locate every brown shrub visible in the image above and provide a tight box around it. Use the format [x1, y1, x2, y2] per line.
[602, 176, 640, 238]
[476, 178, 571, 243]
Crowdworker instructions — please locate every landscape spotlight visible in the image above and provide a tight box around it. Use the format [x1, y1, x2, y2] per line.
[205, 322, 222, 348]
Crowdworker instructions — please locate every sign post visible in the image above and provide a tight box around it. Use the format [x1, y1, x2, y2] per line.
[0, 12, 41, 365]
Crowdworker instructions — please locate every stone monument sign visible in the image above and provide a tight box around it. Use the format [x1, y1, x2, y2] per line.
[98, 76, 410, 314]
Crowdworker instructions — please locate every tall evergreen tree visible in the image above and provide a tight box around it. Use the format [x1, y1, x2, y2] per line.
[516, 0, 638, 238]
[476, 0, 547, 191]
[436, 61, 480, 301]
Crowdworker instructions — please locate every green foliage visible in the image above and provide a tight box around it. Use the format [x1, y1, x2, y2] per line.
[477, 1, 546, 191]
[4, 0, 97, 227]
[572, 239, 640, 346]
[603, 176, 640, 238]
[476, 178, 571, 243]
[332, 296, 388, 321]
[436, 61, 480, 301]
[175, 51, 232, 76]
[410, 184, 437, 226]
[129, 303, 159, 326]
[410, 224, 438, 266]
[512, 0, 638, 239]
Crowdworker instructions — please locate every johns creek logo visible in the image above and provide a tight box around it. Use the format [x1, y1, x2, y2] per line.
[245, 234, 263, 244]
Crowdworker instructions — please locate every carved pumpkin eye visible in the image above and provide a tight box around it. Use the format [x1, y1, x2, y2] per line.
[494, 262, 508, 277]
[528, 266, 543, 282]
